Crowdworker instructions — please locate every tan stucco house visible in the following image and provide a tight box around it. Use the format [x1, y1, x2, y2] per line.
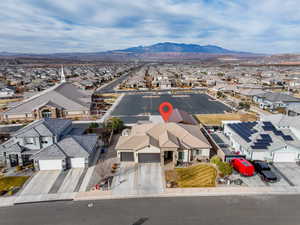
[115, 122, 211, 167]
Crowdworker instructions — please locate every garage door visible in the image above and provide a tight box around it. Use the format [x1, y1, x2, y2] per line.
[138, 153, 161, 163]
[273, 152, 298, 162]
[70, 158, 85, 168]
[39, 159, 63, 170]
[120, 152, 134, 162]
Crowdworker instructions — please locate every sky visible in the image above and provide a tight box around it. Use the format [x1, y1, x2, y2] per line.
[0, 0, 299, 54]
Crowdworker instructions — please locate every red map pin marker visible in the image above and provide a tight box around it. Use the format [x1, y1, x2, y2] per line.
[159, 102, 173, 122]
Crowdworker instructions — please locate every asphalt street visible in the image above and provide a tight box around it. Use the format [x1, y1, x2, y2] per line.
[1, 195, 300, 225]
[96, 72, 130, 93]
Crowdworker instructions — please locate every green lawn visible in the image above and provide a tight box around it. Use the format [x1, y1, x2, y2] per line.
[0, 176, 29, 192]
[174, 164, 217, 188]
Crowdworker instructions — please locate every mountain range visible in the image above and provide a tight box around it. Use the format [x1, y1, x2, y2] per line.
[0, 42, 252, 56]
[0, 42, 267, 63]
[109, 42, 247, 54]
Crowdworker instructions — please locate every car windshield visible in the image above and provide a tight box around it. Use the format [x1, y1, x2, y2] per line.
[241, 161, 250, 166]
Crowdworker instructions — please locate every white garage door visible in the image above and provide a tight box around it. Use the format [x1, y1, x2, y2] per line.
[70, 158, 85, 168]
[273, 152, 298, 162]
[39, 160, 63, 170]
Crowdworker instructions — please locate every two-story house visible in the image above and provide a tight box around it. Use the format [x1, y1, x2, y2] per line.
[0, 118, 100, 170]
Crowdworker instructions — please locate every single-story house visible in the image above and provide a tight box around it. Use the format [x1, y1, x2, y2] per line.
[253, 92, 300, 110]
[115, 122, 211, 167]
[224, 120, 300, 162]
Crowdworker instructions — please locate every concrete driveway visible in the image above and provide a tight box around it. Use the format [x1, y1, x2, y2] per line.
[58, 168, 85, 193]
[272, 163, 300, 186]
[19, 170, 61, 196]
[230, 165, 292, 188]
[112, 163, 164, 196]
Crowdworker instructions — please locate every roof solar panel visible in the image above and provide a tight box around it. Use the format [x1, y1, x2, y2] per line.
[263, 121, 273, 126]
[251, 145, 267, 149]
[261, 134, 271, 139]
[274, 130, 284, 136]
[263, 126, 275, 131]
[283, 135, 294, 141]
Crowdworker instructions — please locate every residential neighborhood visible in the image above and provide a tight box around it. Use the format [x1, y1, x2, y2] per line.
[1, 61, 300, 206]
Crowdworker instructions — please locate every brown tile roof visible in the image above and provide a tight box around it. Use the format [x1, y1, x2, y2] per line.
[168, 108, 197, 125]
[116, 122, 210, 151]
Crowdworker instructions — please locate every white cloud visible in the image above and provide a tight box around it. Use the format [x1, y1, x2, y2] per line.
[0, 0, 299, 53]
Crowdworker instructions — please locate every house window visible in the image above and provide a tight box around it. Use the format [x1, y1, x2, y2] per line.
[41, 137, 48, 144]
[178, 152, 185, 160]
[41, 109, 52, 118]
[24, 137, 35, 145]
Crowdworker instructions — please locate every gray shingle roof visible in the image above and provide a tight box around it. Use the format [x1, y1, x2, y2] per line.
[31, 134, 98, 160]
[14, 118, 71, 138]
[4, 143, 23, 153]
[257, 92, 300, 103]
[31, 144, 67, 160]
[71, 134, 98, 154]
[3, 82, 91, 115]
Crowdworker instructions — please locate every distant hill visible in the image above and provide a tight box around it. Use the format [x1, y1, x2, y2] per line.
[0, 42, 263, 63]
[110, 42, 248, 54]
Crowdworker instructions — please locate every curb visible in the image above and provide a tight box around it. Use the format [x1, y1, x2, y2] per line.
[73, 190, 300, 202]
[14, 198, 73, 205]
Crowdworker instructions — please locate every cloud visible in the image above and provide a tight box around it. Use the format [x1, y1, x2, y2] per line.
[0, 0, 299, 53]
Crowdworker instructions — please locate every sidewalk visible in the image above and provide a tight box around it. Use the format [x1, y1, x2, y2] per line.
[2, 186, 300, 208]
[0, 193, 75, 207]
[98, 93, 125, 123]
[74, 186, 300, 202]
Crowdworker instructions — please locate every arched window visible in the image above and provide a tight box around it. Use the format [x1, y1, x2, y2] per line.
[41, 109, 52, 118]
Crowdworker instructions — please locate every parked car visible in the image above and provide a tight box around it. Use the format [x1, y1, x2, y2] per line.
[231, 158, 254, 176]
[252, 161, 277, 182]
[252, 160, 270, 173]
[260, 170, 278, 182]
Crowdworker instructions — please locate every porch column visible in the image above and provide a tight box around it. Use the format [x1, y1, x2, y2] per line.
[160, 152, 164, 166]
[5, 155, 11, 167]
[173, 151, 178, 165]
[17, 153, 23, 166]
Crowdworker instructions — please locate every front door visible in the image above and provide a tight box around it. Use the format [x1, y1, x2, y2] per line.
[22, 154, 33, 166]
[9, 154, 19, 167]
[164, 151, 173, 164]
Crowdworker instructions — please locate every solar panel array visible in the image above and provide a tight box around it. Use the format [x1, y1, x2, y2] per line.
[251, 134, 272, 149]
[229, 121, 295, 150]
[228, 122, 257, 143]
[262, 121, 294, 141]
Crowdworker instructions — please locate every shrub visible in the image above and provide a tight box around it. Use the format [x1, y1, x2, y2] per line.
[218, 162, 233, 176]
[15, 166, 23, 171]
[89, 122, 99, 129]
[210, 155, 222, 165]
[216, 91, 224, 98]
[238, 102, 250, 111]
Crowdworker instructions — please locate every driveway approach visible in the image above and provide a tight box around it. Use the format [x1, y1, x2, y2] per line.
[112, 163, 164, 196]
[19, 170, 61, 196]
